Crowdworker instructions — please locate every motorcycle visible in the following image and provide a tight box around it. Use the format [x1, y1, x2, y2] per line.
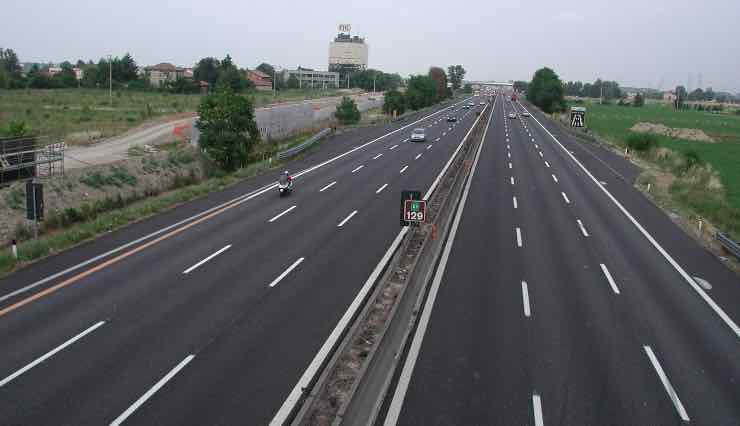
[278, 176, 293, 196]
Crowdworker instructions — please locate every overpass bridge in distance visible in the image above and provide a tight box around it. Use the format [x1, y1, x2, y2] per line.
[467, 81, 514, 88]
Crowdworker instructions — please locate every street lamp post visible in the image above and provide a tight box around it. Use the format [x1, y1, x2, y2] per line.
[108, 54, 113, 106]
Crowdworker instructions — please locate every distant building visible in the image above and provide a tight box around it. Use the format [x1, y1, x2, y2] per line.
[663, 91, 676, 102]
[283, 67, 339, 89]
[329, 29, 368, 86]
[144, 62, 186, 87]
[73, 67, 84, 80]
[246, 69, 273, 91]
[183, 68, 194, 79]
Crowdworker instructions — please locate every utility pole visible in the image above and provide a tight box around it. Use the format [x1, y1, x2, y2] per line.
[600, 83, 603, 105]
[108, 54, 113, 106]
[373, 74, 376, 93]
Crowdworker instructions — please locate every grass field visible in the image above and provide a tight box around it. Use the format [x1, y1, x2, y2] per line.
[578, 102, 740, 209]
[0, 88, 347, 142]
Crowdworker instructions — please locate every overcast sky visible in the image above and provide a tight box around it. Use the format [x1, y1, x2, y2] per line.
[3, 0, 739, 92]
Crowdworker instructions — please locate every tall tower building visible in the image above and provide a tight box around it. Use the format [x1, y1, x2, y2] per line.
[329, 25, 368, 87]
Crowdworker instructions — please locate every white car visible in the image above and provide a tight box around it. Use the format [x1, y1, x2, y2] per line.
[522, 112, 530, 117]
[479, 102, 485, 106]
[410, 128, 426, 142]
[508, 113, 517, 119]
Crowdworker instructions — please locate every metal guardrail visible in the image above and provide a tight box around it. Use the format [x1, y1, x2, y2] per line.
[716, 232, 740, 259]
[276, 128, 332, 161]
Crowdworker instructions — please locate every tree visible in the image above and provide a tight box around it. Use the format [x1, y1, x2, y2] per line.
[688, 88, 704, 101]
[428, 67, 449, 101]
[447, 65, 466, 90]
[527, 67, 566, 113]
[256, 63, 275, 79]
[117, 53, 138, 82]
[463, 83, 473, 94]
[383, 89, 406, 116]
[55, 61, 77, 87]
[194, 57, 221, 88]
[286, 74, 299, 89]
[674, 85, 687, 109]
[196, 87, 260, 171]
[216, 54, 251, 92]
[335, 96, 361, 124]
[633, 93, 645, 107]
[0, 48, 22, 79]
[514, 80, 529, 93]
[406, 75, 437, 110]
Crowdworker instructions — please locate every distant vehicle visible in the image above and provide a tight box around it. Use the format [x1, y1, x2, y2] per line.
[479, 101, 485, 106]
[447, 116, 457, 122]
[468, 101, 475, 107]
[410, 128, 426, 142]
[278, 172, 293, 196]
[521, 112, 530, 117]
[463, 105, 471, 109]
[508, 113, 517, 119]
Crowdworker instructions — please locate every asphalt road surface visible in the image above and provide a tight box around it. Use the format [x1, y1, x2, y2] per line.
[0, 95, 483, 425]
[384, 95, 740, 425]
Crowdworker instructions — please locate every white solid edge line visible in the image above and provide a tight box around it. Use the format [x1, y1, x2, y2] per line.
[561, 192, 570, 204]
[533, 394, 544, 426]
[373, 153, 383, 160]
[399, 165, 408, 174]
[2, 97, 474, 304]
[522, 281, 531, 317]
[319, 181, 337, 192]
[337, 210, 358, 228]
[0, 321, 105, 387]
[519, 101, 740, 338]
[644, 346, 690, 421]
[390, 144, 398, 150]
[383, 99, 494, 426]
[577, 220, 590, 237]
[600, 263, 621, 294]
[516, 227, 523, 247]
[183, 245, 231, 274]
[351, 165, 364, 173]
[268, 205, 297, 223]
[513, 196, 518, 209]
[376, 184, 388, 194]
[268, 257, 305, 288]
[110, 354, 195, 426]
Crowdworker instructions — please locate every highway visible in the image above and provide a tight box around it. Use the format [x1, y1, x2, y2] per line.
[0, 96, 483, 424]
[384, 94, 740, 425]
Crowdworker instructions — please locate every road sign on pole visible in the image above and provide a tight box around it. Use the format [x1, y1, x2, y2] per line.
[403, 199, 427, 224]
[570, 106, 586, 128]
[400, 190, 422, 226]
[25, 181, 44, 221]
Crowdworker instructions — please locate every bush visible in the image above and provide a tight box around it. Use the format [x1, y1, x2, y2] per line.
[335, 96, 361, 125]
[626, 132, 657, 151]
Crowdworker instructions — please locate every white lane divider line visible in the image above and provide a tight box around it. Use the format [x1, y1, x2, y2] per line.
[376, 184, 388, 194]
[415, 153, 422, 160]
[644, 346, 690, 422]
[426, 145, 432, 150]
[0, 321, 106, 388]
[552, 174, 558, 183]
[513, 196, 518, 209]
[111, 354, 195, 426]
[337, 210, 358, 228]
[507, 144, 510, 149]
[351, 165, 364, 173]
[399, 165, 408, 174]
[561, 192, 571, 204]
[545, 161, 551, 168]
[511, 176, 515, 185]
[319, 181, 336, 192]
[390, 144, 399, 150]
[577, 219, 590, 237]
[516, 227, 523, 247]
[509, 162, 513, 169]
[533, 394, 544, 426]
[599, 263, 621, 294]
[183, 245, 231, 274]
[269, 257, 305, 287]
[442, 132, 447, 136]
[535, 144, 539, 149]
[435, 137, 440, 142]
[508, 152, 511, 159]
[373, 153, 383, 160]
[522, 281, 531, 317]
[539, 151, 544, 158]
[268, 205, 297, 223]
[403, 138, 410, 143]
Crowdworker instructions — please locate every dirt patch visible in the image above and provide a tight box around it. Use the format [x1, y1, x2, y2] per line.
[630, 122, 716, 143]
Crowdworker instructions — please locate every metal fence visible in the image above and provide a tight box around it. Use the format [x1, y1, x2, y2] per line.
[716, 232, 740, 259]
[0, 137, 65, 185]
[276, 128, 332, 161]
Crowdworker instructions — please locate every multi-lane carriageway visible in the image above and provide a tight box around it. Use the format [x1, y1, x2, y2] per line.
[0, 95, 486, 424]
[1, 90, 739, 425]
[383, 96, 740, 425]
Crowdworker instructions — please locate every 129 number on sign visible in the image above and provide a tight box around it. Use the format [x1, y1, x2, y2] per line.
[405, 210, 425, 221]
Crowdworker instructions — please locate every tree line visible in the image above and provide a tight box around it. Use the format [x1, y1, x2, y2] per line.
[382, 65, 465, 116]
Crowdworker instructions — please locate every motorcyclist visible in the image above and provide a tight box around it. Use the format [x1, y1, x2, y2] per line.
[283, 171, 293, 189]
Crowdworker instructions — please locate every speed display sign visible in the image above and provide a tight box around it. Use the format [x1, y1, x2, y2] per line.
[404, 199, 427, 223]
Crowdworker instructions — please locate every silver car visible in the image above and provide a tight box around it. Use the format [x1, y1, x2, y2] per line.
[410, 128, 426, 142]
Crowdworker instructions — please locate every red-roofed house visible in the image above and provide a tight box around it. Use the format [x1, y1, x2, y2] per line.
[246, 69, 273, 91]
[144, 62, 186, 87]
